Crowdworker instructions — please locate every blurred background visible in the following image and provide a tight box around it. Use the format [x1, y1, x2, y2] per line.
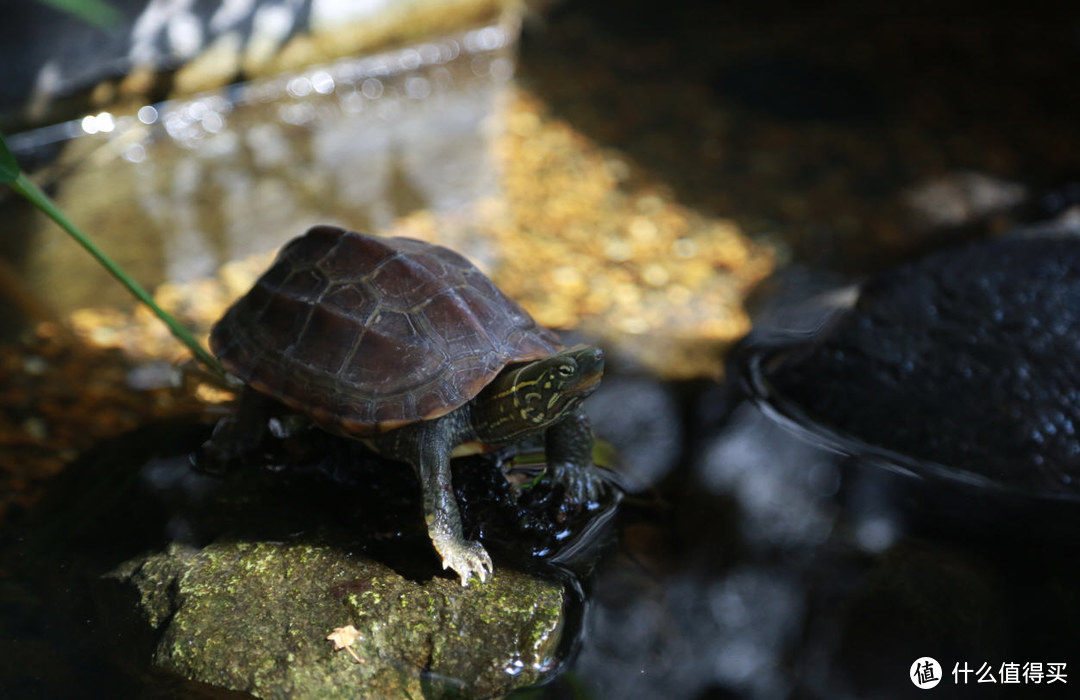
[2, 0, 1080, 697]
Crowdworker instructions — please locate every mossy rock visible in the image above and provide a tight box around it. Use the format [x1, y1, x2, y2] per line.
[106, 540, 565, 698]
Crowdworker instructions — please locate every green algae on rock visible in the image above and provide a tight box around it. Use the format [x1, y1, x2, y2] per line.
[107, 540, 565, 698]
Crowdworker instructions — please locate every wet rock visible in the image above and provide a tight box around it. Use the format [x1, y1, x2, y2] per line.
[104, 540, 564, 698]
[1012, 179, 1080, 241]
[743, 235, 1080, 496]
[899, 171, 1027, 239]
[0, 418, 609, 696]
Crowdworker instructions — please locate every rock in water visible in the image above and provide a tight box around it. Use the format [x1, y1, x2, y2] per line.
[105, 540, 565, 698]
[752, 235, 1080, 495]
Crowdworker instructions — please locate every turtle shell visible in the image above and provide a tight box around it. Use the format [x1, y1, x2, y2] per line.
[210, 226, 562, 435]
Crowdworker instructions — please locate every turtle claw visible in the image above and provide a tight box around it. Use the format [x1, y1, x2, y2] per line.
[436, 538, 493, 586]
[548, 462, 608, 504]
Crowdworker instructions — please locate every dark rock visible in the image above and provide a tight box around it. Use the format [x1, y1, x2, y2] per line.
[748, 235, 1080, 495]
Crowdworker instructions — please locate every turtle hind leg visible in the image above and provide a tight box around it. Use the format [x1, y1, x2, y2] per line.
[195, 387, 277, 473]
[397, 418, 493, 586]
[544, 408, 608, 503]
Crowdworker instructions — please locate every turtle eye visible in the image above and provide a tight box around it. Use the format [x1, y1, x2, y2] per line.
[557, 363, 575, 377]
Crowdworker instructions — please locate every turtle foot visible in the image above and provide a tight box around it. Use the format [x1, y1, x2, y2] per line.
[547, 462, 608, 504]
[434, 537, 493, 586]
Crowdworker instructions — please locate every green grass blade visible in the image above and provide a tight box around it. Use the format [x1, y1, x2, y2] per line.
[0, 133, 18, 183]
[1, 132, 226, 378]
[38, 0, 124, 31]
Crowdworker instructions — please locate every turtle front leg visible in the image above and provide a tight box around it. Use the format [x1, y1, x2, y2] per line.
[544, 408, 606, 503]
[408, 421, 493, 586]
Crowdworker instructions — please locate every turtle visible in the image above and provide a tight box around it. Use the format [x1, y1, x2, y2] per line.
[208, 225, 606, 585]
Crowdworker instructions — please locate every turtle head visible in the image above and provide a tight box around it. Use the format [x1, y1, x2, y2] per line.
[513, 344, 604, 426]
[478, 345, 604, 438]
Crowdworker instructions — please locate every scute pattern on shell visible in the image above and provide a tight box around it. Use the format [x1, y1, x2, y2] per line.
[210, 226, 562, 434]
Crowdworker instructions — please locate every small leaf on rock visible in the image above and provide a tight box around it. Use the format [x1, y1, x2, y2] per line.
[327, 624, 364, 663]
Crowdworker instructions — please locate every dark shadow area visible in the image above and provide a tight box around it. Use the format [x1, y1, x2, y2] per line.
[518, 0, 1080, 273]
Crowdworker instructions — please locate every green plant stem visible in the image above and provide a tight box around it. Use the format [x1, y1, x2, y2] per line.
[38, 0, 123, 31]
[10, 171, 227, 379]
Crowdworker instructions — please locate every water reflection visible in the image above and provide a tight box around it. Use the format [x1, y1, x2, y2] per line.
[571, 379, 1080, 697]
[562, 234, 1080, 698]
[6, 23, 517, 312]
